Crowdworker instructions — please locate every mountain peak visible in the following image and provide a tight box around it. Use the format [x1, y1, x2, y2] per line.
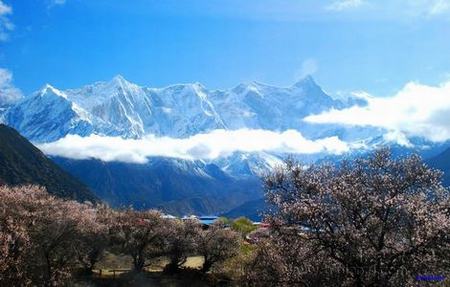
[110, 74, 130, 85]
[112, 74, 126, 81]
[292, 75, 318, 89]
[231, 81, 265, 95]
[107, 75, 143, 93]
[40, 83, 56, 91]
[39, 84, 67, 99]
[192, 82, 205, 89]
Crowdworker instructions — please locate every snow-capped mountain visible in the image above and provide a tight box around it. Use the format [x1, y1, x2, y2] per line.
[4, 85, 95, 142]
[64, 75, 227, 138]
[1, 75, 365, 177]
[2, 75, 447, 216]
[210, 76, 342, 134]
[214, 152, 284, 177]
[6, 74, 443, 177]
[3, 75, 446, 173]
[2, 75, 352, 143]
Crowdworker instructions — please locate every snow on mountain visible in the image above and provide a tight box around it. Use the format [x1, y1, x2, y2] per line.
[0, 75, 400, 175]
[6, 75, 446, 216]
[65, 75, 154, 138]
[209, 76, 342, 135]
[214, 151, 284, 177]
[3, 85, 97, 142]
[4, 74, 351, 144]
[0, 107, 7, 122]
[144, 83, 226, 136]
[64, 76, 226, 138]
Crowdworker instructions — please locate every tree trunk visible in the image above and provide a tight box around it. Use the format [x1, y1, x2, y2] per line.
[44, 253, 52, 287]
[201, 259, 213, 273]
[165, 261, 179, 274]
[133, 253, 145, 272]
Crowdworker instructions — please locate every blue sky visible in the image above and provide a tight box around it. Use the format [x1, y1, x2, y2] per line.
[1, 0, 450, 96]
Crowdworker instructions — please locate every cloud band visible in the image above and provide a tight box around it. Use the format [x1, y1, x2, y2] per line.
[38, 129, 350, 164]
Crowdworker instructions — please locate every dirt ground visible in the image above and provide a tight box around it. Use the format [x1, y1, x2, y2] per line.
[73, 253, 229, 287]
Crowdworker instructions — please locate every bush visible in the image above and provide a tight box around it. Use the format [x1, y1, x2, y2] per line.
[231, 217, 256, 237]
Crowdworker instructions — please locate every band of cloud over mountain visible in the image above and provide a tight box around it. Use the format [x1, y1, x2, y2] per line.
[38, 129, 351, 164]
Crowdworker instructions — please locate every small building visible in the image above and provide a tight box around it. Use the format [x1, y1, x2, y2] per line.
[181, 215, 220, 229]
[198, 216, 219, 226]
[252, 222, 270, 228]
[181, 215, 198, 221]
[161, 214, 177, 220]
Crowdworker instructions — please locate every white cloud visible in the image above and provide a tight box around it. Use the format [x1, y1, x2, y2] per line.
[326, 0, 365, 11]
[295, 58, 318, 80]
[429, 0, 450, 15]
[38, 129, 351, 164]
[382, 130, 412, 147]
[401, 0, 450, 17]
[0, 1, 11, 15]
[0, 0, 13, 41]
[304, 80, 450, 143]
[0, 68, 22, 107]
[324, 0, 450, 18]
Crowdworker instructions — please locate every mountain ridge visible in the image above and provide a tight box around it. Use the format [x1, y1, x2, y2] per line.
[2, 75, 449, 217]
[0, 124, 98, 202]
[2, 75, 445, 177]
[53, 156, 262, 215]
[2, 75, 350, 143]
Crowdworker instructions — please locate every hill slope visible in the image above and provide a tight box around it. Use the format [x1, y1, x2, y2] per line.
[53, 156, 262, 216]
[222, 198, 267, 221]
[0, 124, 97, 202]
[427, 147, 450, 187]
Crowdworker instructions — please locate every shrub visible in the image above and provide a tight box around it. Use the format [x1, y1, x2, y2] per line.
[231, 217, 256, 237]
